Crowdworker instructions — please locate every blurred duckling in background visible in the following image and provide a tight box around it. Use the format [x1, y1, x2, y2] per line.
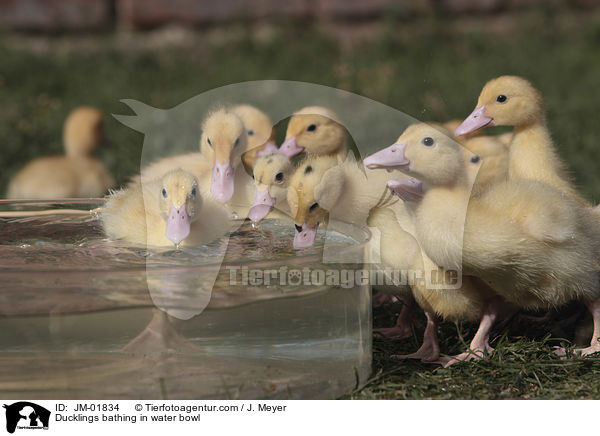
[7, 106, 115, 199]
[231, 104, 278, 171]
[366, 122, 600, 362]
[248, 153, 293, 223]
[103, 169, 230, 247]
[278, 106, 347, 159]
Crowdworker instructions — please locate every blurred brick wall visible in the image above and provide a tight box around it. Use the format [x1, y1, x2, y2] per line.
[0, 0, 598, 31]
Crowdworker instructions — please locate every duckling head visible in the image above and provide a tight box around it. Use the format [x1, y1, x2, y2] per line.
[63, 106, 105, 158]
[279, 106, 346, 158]
[158, 170, 202, 246]
[249, 153, 293, 222]
[200, 109, 248, 203]
[232, 104, 277, 156]
[455, 76, 544, 136]
[287, 156, 342, 249]
[365, 123, 469, 188]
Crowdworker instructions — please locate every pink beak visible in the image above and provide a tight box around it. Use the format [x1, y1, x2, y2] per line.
[363, 143, 410, 171]
[257, 141, 279, 157]
[248, 188, 276, 222]
[293, 223, 318, 249]
[211, 161, 234, 203]
[278, 136, 304, 158]
[454, 106, 494, 137]
[387, 178, 424, 202]
[166, 203, 190, 246]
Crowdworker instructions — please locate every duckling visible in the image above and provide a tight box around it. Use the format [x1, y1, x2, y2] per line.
[231, 104, 278, 171]
[249, 153, 293, 223]
[455, 75, 586, 204]
[7, 106, 115, 199]
[135, 108, 254, 210]
[103, 169, 230, 247]
[366, 122, 600, 361]
[278, 106, 347, 159]
[462, 135, 508, 196]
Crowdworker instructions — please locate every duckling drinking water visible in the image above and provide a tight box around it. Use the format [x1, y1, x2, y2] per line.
[249, 153, 293, 223]
[7, 106, 115, 199]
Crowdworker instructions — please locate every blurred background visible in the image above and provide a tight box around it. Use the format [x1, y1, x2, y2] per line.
[1, 0, 599, 198]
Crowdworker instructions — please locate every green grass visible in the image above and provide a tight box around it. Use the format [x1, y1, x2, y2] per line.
[1, 7, 600, 399]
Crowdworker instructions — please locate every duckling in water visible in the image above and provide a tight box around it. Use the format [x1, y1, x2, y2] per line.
[135, 108, 253, 209]
[103, 169, 230, 247]
[455, 75, 586, 204]
[248, 153, 293, 223]
[278, 106, 347, 159]
[7, 106, 115, 199]
[232, 104, 278, 171]
[365, 123, 600, 362]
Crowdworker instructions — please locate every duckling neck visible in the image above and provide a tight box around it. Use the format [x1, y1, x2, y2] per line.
[509, 122, 581, 200]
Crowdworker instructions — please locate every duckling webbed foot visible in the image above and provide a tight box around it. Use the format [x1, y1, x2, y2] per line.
[392, 311, 440, 362]
[374, 296, 419, 340]
[555, 299, 600, 358]
[439, 299, 498, 368]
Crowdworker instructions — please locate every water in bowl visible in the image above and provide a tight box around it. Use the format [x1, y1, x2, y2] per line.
[0, 200, 371, 399]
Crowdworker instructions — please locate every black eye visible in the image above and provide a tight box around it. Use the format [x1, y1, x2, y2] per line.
[234, 137, 240, 148]
[309, 202, 319, 212]
[422, 137, 434, 146]
[496, 95, 507, 103]
[161, 188, 168, 198]
[207, 138, 212, 147]
[471, 155, 481, 164]
[275, 172, 284, 183]
[306, 124, 317, 132]
[190, 186, 197, 198]
[248, 129, 254, 136]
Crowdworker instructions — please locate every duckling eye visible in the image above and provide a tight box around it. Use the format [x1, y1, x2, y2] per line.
[234, 137, 240, 148]
[207, 138, 213, 148]
[496, 95, 507, 103]
[421, 137, 434, 147]
[306, 124, 317, 132]
[248, 129, 254, 136]
[275, 172, 284, 183]
[190, 186, 197, 198]
[309, 202, 319, 212]
[161, 188, 168, 198]
[471, 155, 481, 164]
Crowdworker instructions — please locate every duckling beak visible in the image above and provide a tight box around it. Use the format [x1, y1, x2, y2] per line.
[293, 223, 318, 249]
[363, 143, 409, 171]
[455, 106, 493, 136]
[166, 203, 191, 246]
[249, 188, 276, 222]
[278, 136, 304, 158]
[211, 161, 235, 203]
[387, 178, 424, 202]
[257, 141, 279, 157]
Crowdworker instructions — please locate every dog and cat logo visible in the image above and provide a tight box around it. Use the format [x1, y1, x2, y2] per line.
[3, 402, 50, 433]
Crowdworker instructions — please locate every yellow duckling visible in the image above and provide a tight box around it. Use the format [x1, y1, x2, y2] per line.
[365, 122, 600, 361]
[462, 135, 508, 196]
[7, 106, 115, 199]
[231, 104, 278, 171]
[103, 169, 230, 247]
[135, 108, 253, 209]
[278, 106, 347, 159]
[455, 75, 586, 204]
[248, 153, 293, 222]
